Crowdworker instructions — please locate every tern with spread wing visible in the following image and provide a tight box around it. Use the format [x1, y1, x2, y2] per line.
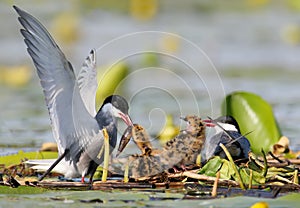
[14, 6, 133, 182]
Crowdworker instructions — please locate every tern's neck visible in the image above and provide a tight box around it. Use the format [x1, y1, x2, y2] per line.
[96, 103, 118, 148]
[96, 104, 117, 128]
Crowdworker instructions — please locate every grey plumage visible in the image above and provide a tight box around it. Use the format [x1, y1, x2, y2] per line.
[201, 116, 251, 163]
[14, 6, 132, 181]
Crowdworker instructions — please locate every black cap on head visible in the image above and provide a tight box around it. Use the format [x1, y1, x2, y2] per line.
[102, 95, 129, 114]
[215, 115, 241, 133]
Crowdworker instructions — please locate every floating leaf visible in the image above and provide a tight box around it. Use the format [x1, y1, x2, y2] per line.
[279, 193, 300, 202]
[0, 151, 58, 166]
[0, 186, 48, 194]
[221, 91, 282, 154]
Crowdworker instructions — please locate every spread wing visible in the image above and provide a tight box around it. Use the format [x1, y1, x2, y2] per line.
[77, 49, 98, 117]
[14, 6, 103, 162]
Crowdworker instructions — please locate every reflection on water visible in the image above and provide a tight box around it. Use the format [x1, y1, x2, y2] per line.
[0, 1, 300, 154]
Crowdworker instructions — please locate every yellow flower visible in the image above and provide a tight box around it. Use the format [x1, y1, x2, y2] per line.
[0, 65, 32, 87]
[130, 0, 157, 21]
[250, 201, 269, 208]
[158, 114, 180, 144]
[51, 11, 79, 45]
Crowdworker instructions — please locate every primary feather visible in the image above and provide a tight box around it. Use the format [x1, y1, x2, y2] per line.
[15, 6, 104, 178]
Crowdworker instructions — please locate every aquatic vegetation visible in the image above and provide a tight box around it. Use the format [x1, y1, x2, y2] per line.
[0, 151, 58, 167]
[96, 62, 129, 108]
[222, 91, 282, 154]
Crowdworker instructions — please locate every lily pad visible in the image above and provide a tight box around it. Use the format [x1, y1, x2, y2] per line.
[0, 150, 58, 166]
[221, 91, 282, 154]
[0, 186, 48, 194]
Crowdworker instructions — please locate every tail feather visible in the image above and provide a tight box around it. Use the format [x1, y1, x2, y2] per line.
[24, 159, 65, 174]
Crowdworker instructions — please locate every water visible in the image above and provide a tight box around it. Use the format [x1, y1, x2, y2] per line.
[0, 1, 300, 155]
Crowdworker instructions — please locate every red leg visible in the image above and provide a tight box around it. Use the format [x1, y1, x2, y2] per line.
[81, 176, 85, 183]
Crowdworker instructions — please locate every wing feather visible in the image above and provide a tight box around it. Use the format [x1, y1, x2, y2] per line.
[77, 49, 98, 116]
[14, 6, 103, 163]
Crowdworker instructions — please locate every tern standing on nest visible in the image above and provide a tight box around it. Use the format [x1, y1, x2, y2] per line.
[14, 6, 133, 183]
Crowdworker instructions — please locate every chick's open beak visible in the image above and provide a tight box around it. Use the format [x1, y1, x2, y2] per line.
[203, 119, 216, 127]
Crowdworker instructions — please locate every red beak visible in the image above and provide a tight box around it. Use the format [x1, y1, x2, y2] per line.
[120, 113, 133, 126]
[203, 119, 216, 127]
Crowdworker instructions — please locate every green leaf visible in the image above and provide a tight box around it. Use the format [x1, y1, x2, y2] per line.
[219, 159, 235, 180]
[0, 186, 48, 194]
[221, 91, 282, 154]
[266, 166, 296, 179]
[198, 156, 223, 176]
[238, 168, 265, 185]
[0, 150, 58, 166]
[279, 193, 300, 202]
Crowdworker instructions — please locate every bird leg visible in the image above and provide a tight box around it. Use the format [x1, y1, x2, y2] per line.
[88, 166, 97, 184]
[180, 164, 187, 171]
[38, 149, 69, 181]
[171, 164, 186, 173]
[172, 166, 180, 173]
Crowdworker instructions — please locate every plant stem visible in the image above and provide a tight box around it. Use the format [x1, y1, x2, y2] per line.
[219, 143, 245, 190]
[261, 149, 268, 177]
[101, 128, 109, 182]
[124, 161, 129, 183]
[248, 169, 253, 189]
[293, 169, 299, 184]
[212, 171, 220, 197]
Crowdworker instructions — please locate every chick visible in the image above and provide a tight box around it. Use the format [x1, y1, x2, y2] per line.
[117, 124, 156, 156]
[117, 116, 206, 178]
[161, 115, 206, 167]
[117, 123, 162, 178]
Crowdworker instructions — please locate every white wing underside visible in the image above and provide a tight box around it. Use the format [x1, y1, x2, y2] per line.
[15, 6, 103, 162]
[77, 49, 98, 117]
